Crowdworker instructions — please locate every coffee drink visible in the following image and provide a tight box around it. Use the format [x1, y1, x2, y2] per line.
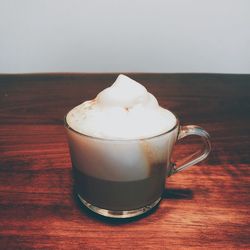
[65, 74, 210, 217]
[66, 75, 178, 211]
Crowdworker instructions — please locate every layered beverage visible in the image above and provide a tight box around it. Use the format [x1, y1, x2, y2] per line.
[65, 75, 178, 212]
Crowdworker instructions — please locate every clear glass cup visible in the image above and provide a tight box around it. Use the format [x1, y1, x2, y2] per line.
[65, 114, 211, 218]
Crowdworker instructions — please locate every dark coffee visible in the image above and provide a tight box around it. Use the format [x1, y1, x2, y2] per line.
[73, 163, 166, 211]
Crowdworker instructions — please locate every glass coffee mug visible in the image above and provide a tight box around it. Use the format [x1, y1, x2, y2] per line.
[65, 115, 211, 218]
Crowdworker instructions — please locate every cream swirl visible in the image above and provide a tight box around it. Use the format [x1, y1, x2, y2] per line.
[66, 74, 177, 139]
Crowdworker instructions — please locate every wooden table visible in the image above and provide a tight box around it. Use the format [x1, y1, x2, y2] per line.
[0, 74, 249, 249]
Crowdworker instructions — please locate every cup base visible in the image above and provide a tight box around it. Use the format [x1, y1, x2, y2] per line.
[77, 194, 161, 218]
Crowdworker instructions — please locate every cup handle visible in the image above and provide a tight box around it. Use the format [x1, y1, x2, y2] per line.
[169, 125, 211, 176]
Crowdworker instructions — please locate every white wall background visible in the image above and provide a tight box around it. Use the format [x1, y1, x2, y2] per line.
[0, 0, 249, 74]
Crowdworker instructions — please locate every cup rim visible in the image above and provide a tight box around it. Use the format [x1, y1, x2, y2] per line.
[64, 109, 180, 141]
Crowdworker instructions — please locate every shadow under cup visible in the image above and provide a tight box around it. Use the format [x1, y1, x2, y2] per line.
[65, 118, 179, 218]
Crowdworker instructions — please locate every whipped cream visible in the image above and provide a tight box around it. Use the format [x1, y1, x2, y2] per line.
[66, 74, 177, 139]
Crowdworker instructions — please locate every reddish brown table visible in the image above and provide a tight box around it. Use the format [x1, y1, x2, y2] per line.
[0, 74, 249, 249]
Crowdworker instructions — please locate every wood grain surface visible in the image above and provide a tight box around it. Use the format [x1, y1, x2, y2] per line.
[0, 74, 249, 249]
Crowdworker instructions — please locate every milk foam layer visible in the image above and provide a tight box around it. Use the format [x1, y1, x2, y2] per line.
[66, 74, 177, 140]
